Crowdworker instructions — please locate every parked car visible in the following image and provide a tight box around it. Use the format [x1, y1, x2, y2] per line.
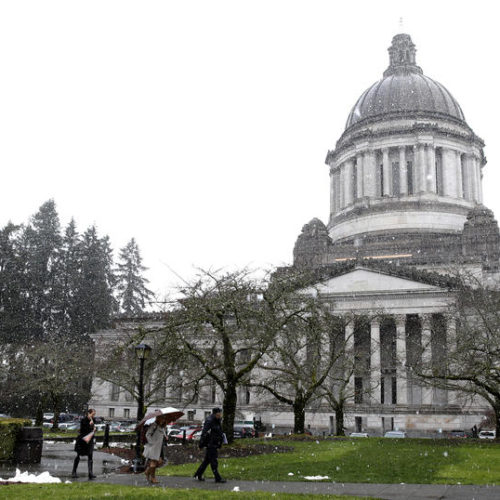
[58, 422, 79, 430]
[384, 431, 407, 438]
[479, 430, 496, 440]
[170, 427, 201, 441]
[234, 425, 255, 438]
[192, 430, 202, 441]
[350, 432, 369, 438]
[448, 429, 467, 438]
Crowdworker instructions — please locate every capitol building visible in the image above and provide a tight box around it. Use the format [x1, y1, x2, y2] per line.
[91, 34, 500, 435]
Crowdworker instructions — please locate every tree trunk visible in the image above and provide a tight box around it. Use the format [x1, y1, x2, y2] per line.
[52, 395, 60, 431]
[222, 382, 237, 444]
[335, 405, 345, 436]
[35, 398, 44, 427]
[293, 398, 306, 434]
[494, 404, 500, 440]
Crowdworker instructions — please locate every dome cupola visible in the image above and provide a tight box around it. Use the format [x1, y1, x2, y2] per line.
[325, 34, 486, 247]
[345, 34, 465, 130]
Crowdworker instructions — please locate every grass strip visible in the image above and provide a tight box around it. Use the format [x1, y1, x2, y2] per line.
[0, 483, 375, 500]
[159, 438, 500, 485]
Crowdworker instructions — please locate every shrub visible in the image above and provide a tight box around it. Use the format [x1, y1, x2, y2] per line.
[0, 418, 32, 461]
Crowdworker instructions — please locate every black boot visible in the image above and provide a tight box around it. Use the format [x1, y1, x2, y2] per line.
[71, 456, 79, 478]
[88, 459, 96, 480]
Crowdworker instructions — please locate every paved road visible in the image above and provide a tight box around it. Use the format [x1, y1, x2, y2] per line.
[2, 442, 500, 499]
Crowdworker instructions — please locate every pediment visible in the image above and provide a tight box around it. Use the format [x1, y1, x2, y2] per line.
[300, 267, 443, 296]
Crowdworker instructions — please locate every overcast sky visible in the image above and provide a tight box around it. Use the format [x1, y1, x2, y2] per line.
[1, 1, 499, 299]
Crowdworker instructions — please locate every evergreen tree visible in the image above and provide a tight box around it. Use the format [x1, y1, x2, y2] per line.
[22, 200, 63, 339]
[116, 238, 154, 315]
[72, 226, 117, 335]
[0, 223, 26, 342]
[58, 219, 81, 335]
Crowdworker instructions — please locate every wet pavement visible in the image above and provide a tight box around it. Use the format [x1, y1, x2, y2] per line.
[2, 442, 500, 499]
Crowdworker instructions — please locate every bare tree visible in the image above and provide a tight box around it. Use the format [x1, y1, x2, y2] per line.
[416, 272, 500, 437]
[252, 302, 353, 434]
[156, 268, 311, 442]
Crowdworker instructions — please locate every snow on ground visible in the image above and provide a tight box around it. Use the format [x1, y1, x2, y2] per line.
[0, 469, 61, 483]
[304, 475, 330, 480]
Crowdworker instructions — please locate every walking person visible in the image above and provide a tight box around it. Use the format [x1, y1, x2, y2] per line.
[194, 407, 226, 483]
[143, 415, 168, 484]
[72, 408, 97, 480]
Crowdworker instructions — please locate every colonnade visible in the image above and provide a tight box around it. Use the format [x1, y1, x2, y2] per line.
[330, 144, 483, 215]
[344, 313, 456, 407]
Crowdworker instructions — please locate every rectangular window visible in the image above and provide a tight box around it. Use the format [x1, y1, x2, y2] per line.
[380, 164, 384, 196]
[187, 410, 195, 421]
[204, 411, 211, 420]
[109, 408, 115, 418]
[110, 383, 120, 402]
[124, 408, 130, 418]
[392, 377, 397, 405]
[354, 377, 363, 404]
[124, 391, 134, 402]
[355, 416, 362, 433]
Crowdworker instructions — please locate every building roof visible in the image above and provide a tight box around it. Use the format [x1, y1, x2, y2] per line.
[345, 34, 465, 129]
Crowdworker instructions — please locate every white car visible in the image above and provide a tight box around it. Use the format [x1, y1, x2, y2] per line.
[478, 430, 496, 439]
[384, 430, 407, 438]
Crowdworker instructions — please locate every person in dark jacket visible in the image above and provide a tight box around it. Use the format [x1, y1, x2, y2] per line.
[193, 407, 226, 483]
[72, 408, 97, 479]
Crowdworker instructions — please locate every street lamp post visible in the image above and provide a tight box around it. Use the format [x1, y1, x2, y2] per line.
[133, 343, 152, 473]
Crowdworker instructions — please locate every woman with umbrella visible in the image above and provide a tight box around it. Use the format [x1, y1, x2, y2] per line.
[137, 407, 184, 484]
[143, 414, 168, 483]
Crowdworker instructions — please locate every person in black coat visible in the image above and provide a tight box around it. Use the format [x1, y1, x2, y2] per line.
[193, 407, 226, 483]
[72, 408, 97, 479]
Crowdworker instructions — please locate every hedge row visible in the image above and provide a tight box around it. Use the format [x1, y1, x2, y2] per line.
[0, 418, 32, 461]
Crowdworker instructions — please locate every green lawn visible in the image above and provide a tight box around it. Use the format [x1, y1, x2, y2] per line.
[159, 438, 500, 485]
[0, 483, 372, 500]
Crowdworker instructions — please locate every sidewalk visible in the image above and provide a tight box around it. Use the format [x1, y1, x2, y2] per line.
[2, 442, 500, 499]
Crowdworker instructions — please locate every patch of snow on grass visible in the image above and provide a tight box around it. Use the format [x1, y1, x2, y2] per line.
[0, 469, 61, 483]
[304, 475, 329, 481]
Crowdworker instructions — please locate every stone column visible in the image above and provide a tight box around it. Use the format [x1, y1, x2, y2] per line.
[339, 164, 345, 209]
[475, 156, 484, 203]
[416, 143, 427, 193]
[442, 148, 458, 198]
[462, 154, 473, 200]
[334, 170, 341, 213]
[344, 159, 354, 207]
[399, 146, 408, 196]
[356, 153, 364, 199]
[421, 315, 433, 405]
[382, 148, 391, 196]
[344, 323, 355, 404]
[330, 166, 336, 215]
[370, 318, 381, 405]
[470, 154, 479, 202]
[426, 145, 437, 193]
[395, 315, 408, 406]
[455, 151, 464, 199]
[364, 150, 377, 198]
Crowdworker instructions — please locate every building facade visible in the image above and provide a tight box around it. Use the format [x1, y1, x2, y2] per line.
[90, 34, 500, 435]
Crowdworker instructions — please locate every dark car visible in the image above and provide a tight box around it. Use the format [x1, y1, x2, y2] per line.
[448, 429, 467, 438]
[233, 425, 255, 438]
